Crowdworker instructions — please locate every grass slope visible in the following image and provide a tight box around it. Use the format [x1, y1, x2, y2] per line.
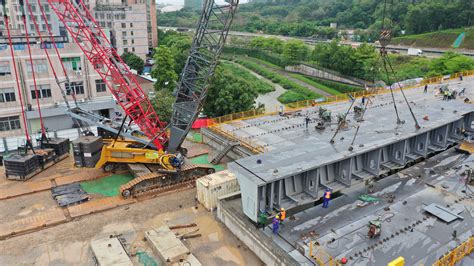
[233, 58, 321, 103]
[391, 28, 474, 50]
[221, 61, 275, 94]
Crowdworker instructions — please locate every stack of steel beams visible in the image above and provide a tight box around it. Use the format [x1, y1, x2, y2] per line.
[72, 136, 103, 168]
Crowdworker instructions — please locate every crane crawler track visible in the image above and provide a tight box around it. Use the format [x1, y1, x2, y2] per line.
[119, 163, 215, 198]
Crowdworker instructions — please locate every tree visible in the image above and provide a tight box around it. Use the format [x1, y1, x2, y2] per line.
[204, 64, 258, 117]
[121, 52, 145, 74]
[151, 47, 178, 92]
[282, 39, 308, 63]
[150, 89, 175, 123]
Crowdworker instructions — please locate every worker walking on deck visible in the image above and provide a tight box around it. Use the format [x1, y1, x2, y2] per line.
[322, 189, 331, 208]
[272, 215, 280, 234]
[258, 211, 268, 231]
[305, 115, 311, 130]
[424, 84, 428, 93]
[279, 208, 286, 224]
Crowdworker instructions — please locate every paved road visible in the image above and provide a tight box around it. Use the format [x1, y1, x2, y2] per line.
[227, 61, 285, 112]
[160, 26, 474, 58]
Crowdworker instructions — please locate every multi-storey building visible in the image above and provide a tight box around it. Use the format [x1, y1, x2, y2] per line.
[87, 0, 158, 59]
[0, 42, 118, 139]
[0, 0, 157, 143]
[0, 0, 63, 37]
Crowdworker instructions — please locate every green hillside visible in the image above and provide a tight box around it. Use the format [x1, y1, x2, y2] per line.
[391, 28, 474, 50]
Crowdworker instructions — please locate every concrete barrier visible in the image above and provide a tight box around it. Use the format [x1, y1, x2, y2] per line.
[217, 193, 301, 266]
[285, 64, 365, 87]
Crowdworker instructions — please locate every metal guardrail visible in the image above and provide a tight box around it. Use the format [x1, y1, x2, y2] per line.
[309, 241, 341, 266]
[433, 236, 474, 266]
[284, 69, 474, 110]
[207, 125, 266, 154]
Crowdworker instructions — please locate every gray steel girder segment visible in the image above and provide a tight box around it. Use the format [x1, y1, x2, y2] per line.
[167, 0, 239, 153]
[231, 112, 473, 222]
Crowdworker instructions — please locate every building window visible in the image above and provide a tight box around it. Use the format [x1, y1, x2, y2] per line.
[26, 59, 48, 74]
[0, 88, 16, 103]
[0, 61, 11, 76]
[0, 116, 21, 131]
[124, 48, 129, 53]
[130, 23, 133, 28]
[122, 31, 127, 37]
[31, 85, 52, 99]
[121, 23, 126, 28]
[62, 57, 82, 71]
[132, 47, 135, 52]
[123, 40, 128, 45]
[131, 39, 134, 44]
[131, 31, 134, 36]
[95, 79, 107, 93]
[66, 81, 85, 95]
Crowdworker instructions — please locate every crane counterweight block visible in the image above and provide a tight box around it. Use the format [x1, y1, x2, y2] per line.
[46, 0, 167, 150]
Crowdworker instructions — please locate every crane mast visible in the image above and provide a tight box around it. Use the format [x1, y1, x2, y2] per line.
[168, 0, 240, 153]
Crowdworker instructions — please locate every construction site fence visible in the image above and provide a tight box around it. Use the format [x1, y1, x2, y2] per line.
[206, 69, 474, 153]
[433, 236, 474, 266]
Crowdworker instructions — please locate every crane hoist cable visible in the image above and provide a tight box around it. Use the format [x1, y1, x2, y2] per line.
[378, 0, 420, 129]
[329, 96, 356, 144]
[2, 0, 34, 152]
[20, 0, 47, 142]
[348, 97, 372, 151]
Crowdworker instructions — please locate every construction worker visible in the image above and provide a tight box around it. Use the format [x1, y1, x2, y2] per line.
[443, 90, 449, 100]
[424, 84, 428, 93]
[280, 207, 286, 224]
[272, 215, 280, 234]
[361, 96, 366, 105]
[258, 211, 268, 231]
[305, 115, 310, 129]
[322, 188, 331, 208]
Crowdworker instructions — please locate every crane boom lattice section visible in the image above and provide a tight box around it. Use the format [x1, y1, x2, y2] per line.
[168, 0, 240, 152]
[47, 0, 167, 150]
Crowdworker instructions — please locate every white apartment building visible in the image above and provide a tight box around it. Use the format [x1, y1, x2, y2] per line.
[0, 0, 157, 141]
[87, 0, 158, 59]
[0, 42, 118, 139]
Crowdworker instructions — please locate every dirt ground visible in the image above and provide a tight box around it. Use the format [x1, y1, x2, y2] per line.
[0, 188, 261, 266]
[0, 191, 58, 225]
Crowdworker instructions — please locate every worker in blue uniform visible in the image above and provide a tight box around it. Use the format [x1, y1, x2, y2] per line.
[272, 215, 280, 234]
[322, 189, 331, 208]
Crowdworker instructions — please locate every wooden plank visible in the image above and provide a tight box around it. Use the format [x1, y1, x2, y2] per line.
[0, 208, 67, 240]
[0, 180, 52, 200]
[67, 196, 135, 218]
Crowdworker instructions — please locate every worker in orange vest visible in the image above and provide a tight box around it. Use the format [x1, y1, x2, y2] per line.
[280, 207, 286, 224]
[322, 189, 331, 208]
